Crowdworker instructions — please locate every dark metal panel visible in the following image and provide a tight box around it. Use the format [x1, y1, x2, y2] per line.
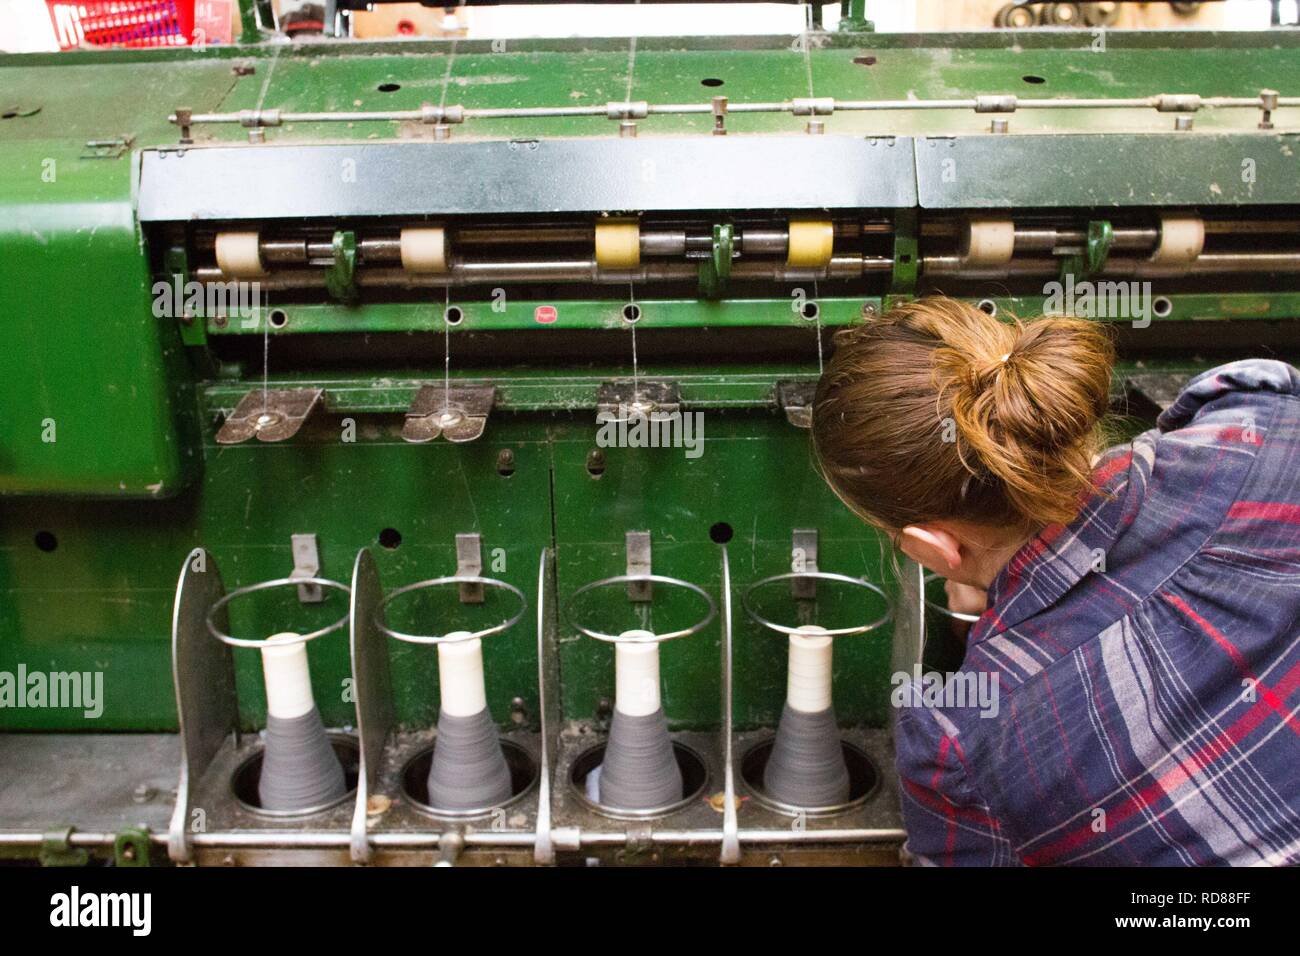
[916, 133, 1300, 208]
[137, 136, 917, 221]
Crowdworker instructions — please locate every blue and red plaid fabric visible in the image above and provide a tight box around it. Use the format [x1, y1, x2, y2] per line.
[895, 359, 1300, 866]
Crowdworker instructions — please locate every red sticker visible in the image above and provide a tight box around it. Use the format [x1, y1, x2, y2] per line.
[534, 305, 558, 324]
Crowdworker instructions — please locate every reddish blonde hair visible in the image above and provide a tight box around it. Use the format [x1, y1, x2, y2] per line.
[812, 297, 1114, 532]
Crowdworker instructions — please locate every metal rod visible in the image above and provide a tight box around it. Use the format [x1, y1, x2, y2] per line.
[170, 92, 1300, 130]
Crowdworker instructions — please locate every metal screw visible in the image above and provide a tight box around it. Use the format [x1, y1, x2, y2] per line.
[433, 124, 452, 141]
[990, 118, 1009, 134]
[805, 119, 825, 135]
[510, 696, 527, 724]
[132, 784, 155, 804]
[1175, 115, 1194, 131]
[619, 120, 638, 138]
[861, 303, 878, 317]
[496, 448, 516, 476]
[213, 314, 228, 328]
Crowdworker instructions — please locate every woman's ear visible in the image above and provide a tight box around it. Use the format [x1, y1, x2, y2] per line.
[898, 525, 964, 576]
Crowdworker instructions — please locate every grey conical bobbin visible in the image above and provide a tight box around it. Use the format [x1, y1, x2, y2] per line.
[763, 702, 850, 808]
[598, 707, 683, 810]
[259, 706, 348, 811]
[427, 706, 514, 811]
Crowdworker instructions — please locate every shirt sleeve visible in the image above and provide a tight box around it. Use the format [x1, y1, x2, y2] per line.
[894, 703, 1018, 866]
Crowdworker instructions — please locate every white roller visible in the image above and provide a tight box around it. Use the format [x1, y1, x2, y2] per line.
[1150, 214, 1205, 267]
[787, 624, 833, 714]
[437, 631, 488, 717]
[400, 227, 449, 273]
[962, 219, 1016, 267]
[215, 231, 267, 278]
[615, 631, 661, 717]
[260, 632, 316, 720]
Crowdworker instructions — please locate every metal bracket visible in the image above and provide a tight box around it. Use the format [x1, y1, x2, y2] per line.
[456, 533, 485, 604]
[40, 828, 88, 867]
[81, 135, 133, 160]
[626, 531, 652, 603]
[349, 547, 395, 864]
[792, 529, 818, 600]
[776, 380, 817, 429]
[402, 385, 495, 444]
[173, 107, 193, 145]
[325, 229, 359, 304]
[168, 548, 238, 863]
[596, 380, 681, 419]
[291, 533, 323, 603]
[698, 223, 735, 299]
[114, 827, 151, 867]
[215, 387, 324, 444]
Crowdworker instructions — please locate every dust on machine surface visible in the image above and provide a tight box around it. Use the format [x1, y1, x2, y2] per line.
[1, 0, 1298, 867]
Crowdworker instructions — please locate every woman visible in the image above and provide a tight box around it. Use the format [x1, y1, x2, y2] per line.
[812, 297, 1300, 866]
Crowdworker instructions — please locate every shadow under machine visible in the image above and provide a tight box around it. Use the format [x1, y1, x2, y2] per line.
[1, 0, 1299, 866]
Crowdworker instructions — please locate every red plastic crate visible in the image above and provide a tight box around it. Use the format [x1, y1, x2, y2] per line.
[46, 0, 196, 49]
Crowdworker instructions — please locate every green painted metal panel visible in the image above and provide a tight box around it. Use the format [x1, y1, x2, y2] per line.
[0, 147, 195, 497]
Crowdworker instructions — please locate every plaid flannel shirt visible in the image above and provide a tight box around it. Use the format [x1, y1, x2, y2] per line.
[895, 359, 1300, 866]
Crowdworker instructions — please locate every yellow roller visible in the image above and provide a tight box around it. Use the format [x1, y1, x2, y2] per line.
[595, 220, 641, 269]
[786, 219, 834, 268]
[400, 227, 449, 273]
[214, 231, 267, 278]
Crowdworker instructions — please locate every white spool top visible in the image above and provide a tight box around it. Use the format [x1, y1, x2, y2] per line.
[437, 631, 488, 717]
[260, 632, 316, 720]
[787, 624, 833, 714]
[615, 630, 661, 717]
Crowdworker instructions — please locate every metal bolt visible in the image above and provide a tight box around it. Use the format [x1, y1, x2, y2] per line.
[433, 124, 452, 141]
[990, 118, 1009, 134]
[805, 119, 825, 135]
[1260, 88, 1278, 129]
[510, 696, 527, 724]
[619, 120, 638, 138]
[247, 127, 265, 144]
[132, 784, 155, 804]
[213, 314, 228, 329]
[1175, 115, 1194, 131]
[861, 302, 878, 317]
[496, 448, 516, 476]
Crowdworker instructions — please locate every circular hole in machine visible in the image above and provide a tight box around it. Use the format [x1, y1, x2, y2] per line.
[622, 303, 642, 323]
[740, 737, 880, 817]
[34, 531, 58, 553]
[709, 521, 734, 544]
[568, 741, 709, 819]
[268, 308, 288, 328]
[443, 305, 464, 326]
[400, 739, 539, 819]
[377, 82, 402, 92]
[1152, 296, 1173, 319]
[977, 298, 998, 317]
[800, 300, 820, 321]
[231, 734, 360, 817]
[1022, 74, 1046, 85]
[378, 528, 403, 550]
[701, 77, 724, 87]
